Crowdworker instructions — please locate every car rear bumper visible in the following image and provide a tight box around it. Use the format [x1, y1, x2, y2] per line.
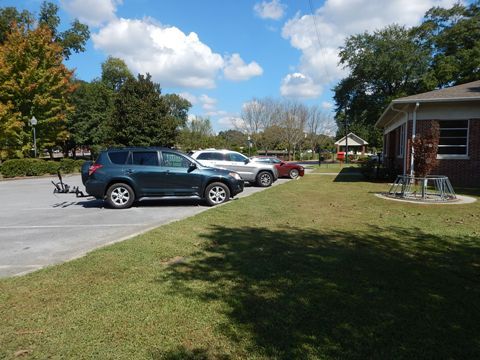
[85, 180, 106, 199]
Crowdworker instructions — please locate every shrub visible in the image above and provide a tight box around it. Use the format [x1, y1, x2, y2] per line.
[45, 161, 61, 175]
[0, 159, 40, 177]
[59, 158, 77, 173]
[0, 158, 84, 178]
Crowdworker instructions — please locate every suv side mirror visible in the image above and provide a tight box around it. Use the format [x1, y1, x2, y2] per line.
[188, 162, 197, 173]
[244, 159, 250, 164]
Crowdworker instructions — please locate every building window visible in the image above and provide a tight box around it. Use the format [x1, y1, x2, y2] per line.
[437, 120, 469, 157]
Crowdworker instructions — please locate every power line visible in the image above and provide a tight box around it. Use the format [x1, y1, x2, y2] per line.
[307, 0, 331, 82]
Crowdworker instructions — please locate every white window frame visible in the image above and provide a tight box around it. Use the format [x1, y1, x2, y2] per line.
[437, 119, 470, 160]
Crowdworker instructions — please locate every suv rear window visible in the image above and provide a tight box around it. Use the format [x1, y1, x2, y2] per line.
[131, 151, 159, 166]
[108, 151, 129, 164]
[197, 152, 225, 161]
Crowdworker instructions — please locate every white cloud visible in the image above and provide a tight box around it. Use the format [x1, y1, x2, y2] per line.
[61, 0, 121, 27]
[199, 94, 217, 111]
[281, 0, 459, 92]
[254, 0, 286, 20]
[218, 116, 244, 129]
[322, 101, 334, 110]
[179, 92, 198, 105]
[205, 110, 228, 117]
[92, 18, 225, 89]
[223, 54, 263, 81]
[280, 73, 322, 99]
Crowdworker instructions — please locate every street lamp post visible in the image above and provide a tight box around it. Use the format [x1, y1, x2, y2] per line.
[30, 116, 37, 158]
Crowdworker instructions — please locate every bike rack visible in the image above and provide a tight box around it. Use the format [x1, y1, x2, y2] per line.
[52, 171, 87, 197]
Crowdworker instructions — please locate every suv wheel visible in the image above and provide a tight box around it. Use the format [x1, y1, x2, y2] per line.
[256, 171, 273, 187]
[289, 169, 299, 179]
[205, 182, 230, 206]
[106, 183, 135, 209]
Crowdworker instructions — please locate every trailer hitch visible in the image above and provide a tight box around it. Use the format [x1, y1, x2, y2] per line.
[52, 171, 87, 197]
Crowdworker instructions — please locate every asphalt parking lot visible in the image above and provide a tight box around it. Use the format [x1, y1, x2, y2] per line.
[0, 174, 290, 278]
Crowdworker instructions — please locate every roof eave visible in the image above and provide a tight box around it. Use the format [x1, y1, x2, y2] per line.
[392, 96, 480, 104]
[376, 96, 480, 128]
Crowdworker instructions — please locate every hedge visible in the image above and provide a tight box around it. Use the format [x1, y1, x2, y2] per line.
[0, 158, 85, 178]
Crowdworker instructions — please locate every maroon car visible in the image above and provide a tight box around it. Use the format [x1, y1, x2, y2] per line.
[250, 156, 305, 179]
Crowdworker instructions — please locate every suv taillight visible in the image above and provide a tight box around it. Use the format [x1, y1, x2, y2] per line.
[88, 163, 103, 176]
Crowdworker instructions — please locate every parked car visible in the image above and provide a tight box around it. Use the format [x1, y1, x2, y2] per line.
[250, 156, 305, 179]
[190, 149, 278, 187]
[81, 147, 244, 209]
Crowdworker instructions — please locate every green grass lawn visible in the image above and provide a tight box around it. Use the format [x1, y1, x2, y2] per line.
[1, 174, 479, 359]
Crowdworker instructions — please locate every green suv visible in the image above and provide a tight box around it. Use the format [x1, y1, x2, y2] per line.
[81, 147, 244, 209]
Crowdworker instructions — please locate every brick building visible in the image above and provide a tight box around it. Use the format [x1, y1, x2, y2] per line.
[375, 80, 480, 187]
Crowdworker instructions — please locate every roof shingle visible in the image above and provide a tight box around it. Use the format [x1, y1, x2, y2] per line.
[393, 80, 480, 103]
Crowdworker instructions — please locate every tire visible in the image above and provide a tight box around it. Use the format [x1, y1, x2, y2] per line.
[256, 171, 273, 187]
[289, 169, 299, 179]
[205, 182, 230, 206]
[106, 183, 135, 209]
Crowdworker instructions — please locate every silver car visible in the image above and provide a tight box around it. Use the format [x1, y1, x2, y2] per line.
[191, 149, 279, 187]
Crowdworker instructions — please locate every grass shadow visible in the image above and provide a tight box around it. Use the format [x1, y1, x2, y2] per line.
[455, 187, 480, 198]
[333, 167, 365, 182]
[158, 225, 480, 359]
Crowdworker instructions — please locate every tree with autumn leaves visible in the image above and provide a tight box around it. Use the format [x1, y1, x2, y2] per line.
[0, 2, 89, 160]
[0, 24, 76, 159]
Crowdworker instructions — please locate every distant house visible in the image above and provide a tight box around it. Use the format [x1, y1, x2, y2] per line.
[334, 133, 368, 155]
[375, 80, 480, 187]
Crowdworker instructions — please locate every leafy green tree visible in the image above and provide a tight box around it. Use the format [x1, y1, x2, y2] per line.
[416, 1, 480, 86]
[334, 25, 433, 147]
[101, 56, 134, 91]
[0, 24, 76, 157]
[178, 116, 216, 151]
[68, 80, 114, 156]
[108, 74, 189, 147]
[217, 129, 247, 150]
[0, 7, 33, 44]
[161, 93, 190, 132]
[0, 1, 89, 59]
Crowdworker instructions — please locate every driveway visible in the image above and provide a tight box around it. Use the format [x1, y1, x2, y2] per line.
[0, 174, 290, 278]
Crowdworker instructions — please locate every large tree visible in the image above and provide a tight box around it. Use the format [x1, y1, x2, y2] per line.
[416, 1, 480, 87]
[334, 25, 433, 148]
[101, 56, 134, 91]
[0, 1, 89, 59]
[334, 2, 480, 148]
[108, 74, 190, 147]
[178, 116, 215, 151]
[0, 24, 76, 158]
[68, 80, 114, 156]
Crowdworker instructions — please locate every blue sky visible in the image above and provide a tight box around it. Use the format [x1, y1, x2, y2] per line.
[4, 0, 459, 132]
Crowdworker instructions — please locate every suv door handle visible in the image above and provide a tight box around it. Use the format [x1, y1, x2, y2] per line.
[125, 169, 134, 174]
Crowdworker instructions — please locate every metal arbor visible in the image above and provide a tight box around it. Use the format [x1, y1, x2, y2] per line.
[387, 175, 457, 202]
